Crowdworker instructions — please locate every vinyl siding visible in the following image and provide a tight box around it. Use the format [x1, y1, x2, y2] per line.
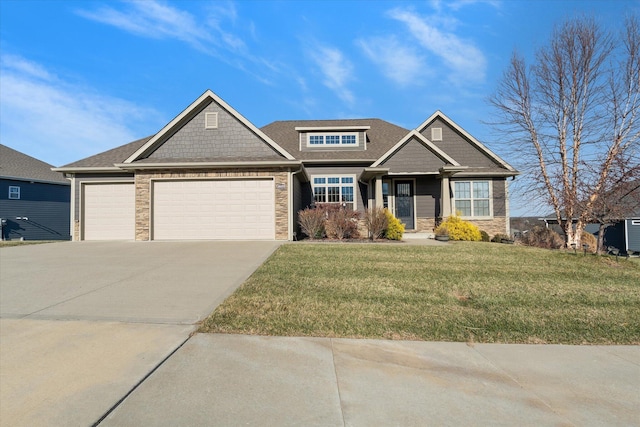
[147, 99, 282, 160]
[421, 118, 500, 168]
[415, 177, 441, 218]
[627, 219, 640, 252]
[381, 137, 446, 172]
[493, 179, 506, 217]
[0, 179, 70, 240]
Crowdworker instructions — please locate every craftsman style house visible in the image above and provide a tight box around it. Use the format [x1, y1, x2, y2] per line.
[55, 89, 518, 241]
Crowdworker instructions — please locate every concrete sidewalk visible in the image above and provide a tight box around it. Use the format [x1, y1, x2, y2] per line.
[100, 334, 640, 426]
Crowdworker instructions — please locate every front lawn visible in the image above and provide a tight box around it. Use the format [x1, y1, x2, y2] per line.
[199, 242, 640, 344]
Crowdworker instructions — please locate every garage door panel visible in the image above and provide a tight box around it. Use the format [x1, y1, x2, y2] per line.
[153, 179, 275, 240]
[83, 183, 135, 240]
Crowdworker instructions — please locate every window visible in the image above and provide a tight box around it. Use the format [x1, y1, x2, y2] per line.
[382, 182, 390, 209]
[205, 112, 218, 129]
[312, 176, 355, 209]
[307, 133, 358, 147]
[8, 186, 20, 200]
[431, 127, 442, 141]
[454, 181, 491, 217]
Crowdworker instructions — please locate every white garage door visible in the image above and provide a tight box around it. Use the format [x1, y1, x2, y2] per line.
[152, 179, 275, 240]
[83, 183, 135, 240]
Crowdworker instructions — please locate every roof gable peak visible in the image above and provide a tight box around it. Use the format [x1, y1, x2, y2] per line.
[124, 89, 295, 163]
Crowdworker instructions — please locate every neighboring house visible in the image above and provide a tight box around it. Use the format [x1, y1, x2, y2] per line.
[54, 89, 518, 241]
[0, 144, 70, 241]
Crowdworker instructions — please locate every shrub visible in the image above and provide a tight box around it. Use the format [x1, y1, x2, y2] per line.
[581, 231, 597, 254]
[521, 226, 563, 249]
[298, 207, 325, 239]
[480, 230, 491, 242]
[364, 207, 388, 240]
[439, 215, 481, 241]
[434, 223, 449, 236]
[325, 207, 360, 240]
[384, 209, 405, 240]
[492, 233, 510, 243]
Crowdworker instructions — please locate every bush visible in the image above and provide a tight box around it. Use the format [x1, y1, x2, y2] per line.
[581, 231, 597, 253]
[364, 207, 388, 240]
[434, 223, 449, 236]
[521, 226, 563, 249]
[298, 207, 325, 239]
[480, 230, 491, 242]
[491, 233, 510, 243]
[384, 209, 405, 240]
[325, 206, 360, 240]
[439, 215, 481, 241]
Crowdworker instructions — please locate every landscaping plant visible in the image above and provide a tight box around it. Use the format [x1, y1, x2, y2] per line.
[298, 207, 325, 239]
[439, 214, 481, 241]
[384, 209, 405, 240]
[364, 207, 388, 240]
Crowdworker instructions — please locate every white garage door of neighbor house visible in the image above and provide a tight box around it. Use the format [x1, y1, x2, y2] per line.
[83, 183, 135, 240]
[152, 179, 275, 240]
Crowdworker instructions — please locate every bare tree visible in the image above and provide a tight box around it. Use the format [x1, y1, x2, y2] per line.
[489, 16, 640, 248]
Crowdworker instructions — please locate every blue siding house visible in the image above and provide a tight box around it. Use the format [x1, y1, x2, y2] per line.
[0, 144, 70, 241]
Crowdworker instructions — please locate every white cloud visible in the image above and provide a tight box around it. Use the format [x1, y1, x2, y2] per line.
[309, 45, 355, 105]
[0, 55, 161, 166]
[77, 1, 213, 52]
[387, 8, 487, 85]
[76, 0, 277, 81]
[357, 36, 428, 86]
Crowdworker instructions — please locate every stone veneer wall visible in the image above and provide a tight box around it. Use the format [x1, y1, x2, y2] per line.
[415, 217, 437, 233]
[73, 220, 80, 241]
[134, 168, 290, 241]
[467, 217, 508, 237]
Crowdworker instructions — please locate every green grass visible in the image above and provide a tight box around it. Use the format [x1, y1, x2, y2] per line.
[0, 240, 60, 247]
[199, 242, 640, 344]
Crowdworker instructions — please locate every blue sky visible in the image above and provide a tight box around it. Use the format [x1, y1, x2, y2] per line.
[1, 0, 638, 215]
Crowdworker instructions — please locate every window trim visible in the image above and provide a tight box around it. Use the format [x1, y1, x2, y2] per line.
[311, 174, 357, 210]
[452, 180, 493, 219]
[306, 132, 359, 147]
[8, 186, 20, 200]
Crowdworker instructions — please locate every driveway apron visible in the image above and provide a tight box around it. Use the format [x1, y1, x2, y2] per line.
[0, 241, 279, 427]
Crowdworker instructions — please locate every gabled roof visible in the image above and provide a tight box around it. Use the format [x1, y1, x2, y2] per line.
[416, 110, 517, 172]
[261, 118, 409, 161]
[371, 130, 460, 167]
[125, 89, 294, 163]
[0, 144, 69, 184]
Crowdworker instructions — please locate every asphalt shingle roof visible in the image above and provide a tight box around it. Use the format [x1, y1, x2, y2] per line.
[61, 136, 153, 168]
[0, 144, 68, 183]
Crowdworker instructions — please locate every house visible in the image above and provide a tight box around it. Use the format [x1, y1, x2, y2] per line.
[0, 144, 70, 241]
[54, 89, 518, 241]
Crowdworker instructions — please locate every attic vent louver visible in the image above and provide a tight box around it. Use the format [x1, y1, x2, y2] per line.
[205, 112, 218, 129]
[431, 127, 442, 141]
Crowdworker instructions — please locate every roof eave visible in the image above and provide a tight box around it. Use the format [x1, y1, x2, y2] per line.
[0, 175, 70, 185]
[114, 160, 303, 170]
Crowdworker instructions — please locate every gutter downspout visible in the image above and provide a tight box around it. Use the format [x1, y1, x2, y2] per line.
[289, 166, 305, 241]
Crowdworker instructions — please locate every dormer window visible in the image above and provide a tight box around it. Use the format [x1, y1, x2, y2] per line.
[306, 132, 359, 147]
[296, 125, 369, 151]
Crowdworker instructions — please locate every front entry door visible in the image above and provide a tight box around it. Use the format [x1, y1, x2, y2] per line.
[395, 180, 414, 229]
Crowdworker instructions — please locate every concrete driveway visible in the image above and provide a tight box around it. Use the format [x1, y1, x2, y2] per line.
[0, 241, 279, 427]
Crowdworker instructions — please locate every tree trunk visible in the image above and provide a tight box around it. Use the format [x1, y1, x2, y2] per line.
[596, 223, 608, 255]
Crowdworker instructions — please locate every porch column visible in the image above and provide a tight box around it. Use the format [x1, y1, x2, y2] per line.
[375, 176, 383, 208]
[441, 175, 451, 218]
